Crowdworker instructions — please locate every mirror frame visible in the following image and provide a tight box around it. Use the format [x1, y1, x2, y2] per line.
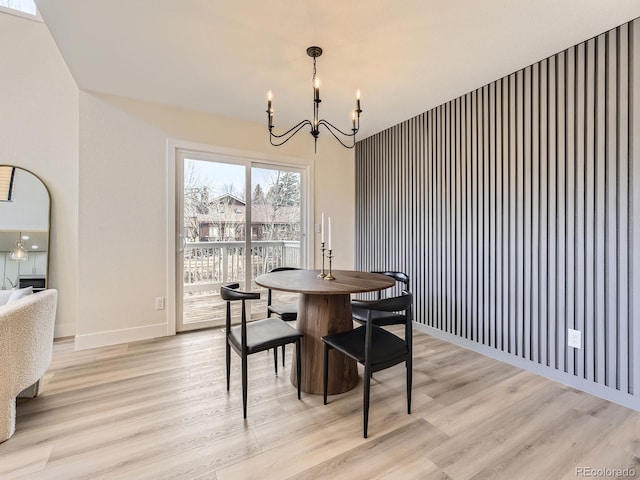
[0, 164, 51, 291]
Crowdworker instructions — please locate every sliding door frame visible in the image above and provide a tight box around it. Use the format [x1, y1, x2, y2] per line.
[166, 140, 314, 335]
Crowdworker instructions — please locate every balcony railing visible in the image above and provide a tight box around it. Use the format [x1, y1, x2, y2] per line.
[183, 240, 301, 292]
[182, 240, 301, 325]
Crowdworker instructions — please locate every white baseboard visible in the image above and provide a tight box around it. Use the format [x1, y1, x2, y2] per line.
[413, 322, 640, 412]
[74, 323, 169, 350]
[54, 322, 76, 339]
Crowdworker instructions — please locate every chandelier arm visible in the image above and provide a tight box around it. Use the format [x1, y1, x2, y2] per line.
[269, 120, 313, 139]
[269, 121, 313, 146]
[318, 119, 358, 138]
[318, 122, 356, 149]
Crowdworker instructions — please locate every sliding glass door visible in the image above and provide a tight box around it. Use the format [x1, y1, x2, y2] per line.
[176, 152, 307, 332]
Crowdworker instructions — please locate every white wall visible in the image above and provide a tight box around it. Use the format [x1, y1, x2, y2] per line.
[0, 12, 78, 337]
[76, 92, 354, 349]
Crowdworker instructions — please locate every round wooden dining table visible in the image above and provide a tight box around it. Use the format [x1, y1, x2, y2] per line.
[254, 269, 395, 395]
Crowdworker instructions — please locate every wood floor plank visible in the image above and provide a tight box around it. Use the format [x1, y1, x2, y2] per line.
[288, 419, 449, 480]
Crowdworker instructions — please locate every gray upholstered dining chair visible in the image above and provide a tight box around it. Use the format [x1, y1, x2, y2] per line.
[221, 283, 303, 418]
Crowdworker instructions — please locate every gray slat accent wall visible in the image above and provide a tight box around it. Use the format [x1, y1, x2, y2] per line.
[355, 18, 640, 404]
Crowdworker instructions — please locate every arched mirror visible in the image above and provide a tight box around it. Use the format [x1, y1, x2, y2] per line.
[0, 165, 50, 293]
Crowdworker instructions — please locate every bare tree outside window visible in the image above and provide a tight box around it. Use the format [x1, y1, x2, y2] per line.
[252, 169, 301, 242]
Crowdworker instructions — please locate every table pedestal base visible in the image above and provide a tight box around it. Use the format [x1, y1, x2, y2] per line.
[290, 293, 358, 395]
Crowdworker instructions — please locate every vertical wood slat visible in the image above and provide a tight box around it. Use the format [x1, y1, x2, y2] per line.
[524, 65, 532, 361]
[619, 23, 630, 394]
[585, 37, 596, 383]
[516, 69, 524, 358]
[509, 74, 517, 355]
[547, 55, 557, 369]
[595, 33, 606, 385]
[468, 92, 473, 339]
[456, 97, 462, 337]
[483, 85, 490, 347]
[556, 50, 567, 373]
[472, 90, 478, 342]
[532, 61, 540, 364]
[354, 17, 639, 404]
[605, 27, 618, 388]
[631, 19, 640, 395]
[540, 58, 549, 367]
[575, 42, 586, 379]
[495, 79, 503, 350]
[566, 46, 577, 376]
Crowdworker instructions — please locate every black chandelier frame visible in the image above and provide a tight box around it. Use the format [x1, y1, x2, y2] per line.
[267, 46, 362, 152]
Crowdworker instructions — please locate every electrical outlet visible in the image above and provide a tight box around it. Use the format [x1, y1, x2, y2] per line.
[568, 328, 581, 349]
[155, 297, 165, 310]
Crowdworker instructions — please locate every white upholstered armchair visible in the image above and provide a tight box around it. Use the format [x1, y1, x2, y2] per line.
[0, 289, 58, 442]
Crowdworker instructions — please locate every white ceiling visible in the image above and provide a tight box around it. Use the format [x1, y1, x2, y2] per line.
[35, 0, 640, 139]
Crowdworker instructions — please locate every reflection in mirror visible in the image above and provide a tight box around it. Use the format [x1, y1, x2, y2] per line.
[0, 166, 50, 292]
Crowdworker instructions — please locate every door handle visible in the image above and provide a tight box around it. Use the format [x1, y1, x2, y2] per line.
[178, 234, 186, 252]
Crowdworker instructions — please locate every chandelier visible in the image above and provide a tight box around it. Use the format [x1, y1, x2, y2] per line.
[266, 46, 362, 152]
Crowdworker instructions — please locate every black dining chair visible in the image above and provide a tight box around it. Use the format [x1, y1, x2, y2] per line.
[221, 283, 303, 418]
[351, 271, 410, 327]
[322, 291, 413, 438]
[266, 267, 301, 367]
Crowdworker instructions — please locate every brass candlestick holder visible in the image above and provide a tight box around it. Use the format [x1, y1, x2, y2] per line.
[318, 242, 326, 278]
[324, 249, 335, 281]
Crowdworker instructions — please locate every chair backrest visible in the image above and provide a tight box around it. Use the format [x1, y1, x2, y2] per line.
[372, 271, 409, 299]
[221, 283, 260, 302]
[221, 284, 260, 348]
[267, 267, 301, 305]
[351, 291, 412, 316]
[351, 291, 413, 364]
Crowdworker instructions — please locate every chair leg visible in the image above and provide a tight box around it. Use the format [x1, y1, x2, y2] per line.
[323, 343, 330, 405]
[406, 359, 412, 414]
[363, 365, 371, 438]
[242, 355, 248, 419]
[282, 344, 286, 367]
[295, 340, 301, 400]
[225, 340, 231, 391]
[273, 347, 278, 375]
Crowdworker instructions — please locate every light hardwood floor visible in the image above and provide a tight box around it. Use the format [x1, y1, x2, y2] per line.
[1, 327, 638, 479]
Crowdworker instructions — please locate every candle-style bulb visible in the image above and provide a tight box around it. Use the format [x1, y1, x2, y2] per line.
[356, 89, 360, 100]
[267, 91, 273, 129]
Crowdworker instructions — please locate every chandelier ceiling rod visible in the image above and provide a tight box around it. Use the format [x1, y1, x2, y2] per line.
[266, 46, 362, 153]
